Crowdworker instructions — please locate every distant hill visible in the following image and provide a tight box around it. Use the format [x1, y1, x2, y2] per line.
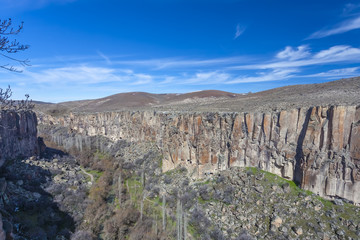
[35, 76, 360, 114]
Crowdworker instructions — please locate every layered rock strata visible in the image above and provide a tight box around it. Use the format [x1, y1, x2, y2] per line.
[0, 111, 38, 167]
[37, 105, 360, 204]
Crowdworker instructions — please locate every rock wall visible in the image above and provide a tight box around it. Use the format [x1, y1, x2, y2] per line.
[37, 105, 360, 204]
[0, 111, 38, 167]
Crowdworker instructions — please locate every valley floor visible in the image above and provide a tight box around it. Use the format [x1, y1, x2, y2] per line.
[1, 140, 360, 240]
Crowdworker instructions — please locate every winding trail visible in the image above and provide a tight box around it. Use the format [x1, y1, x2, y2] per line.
[80, 167, 94, 183]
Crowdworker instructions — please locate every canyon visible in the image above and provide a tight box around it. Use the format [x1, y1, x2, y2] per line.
[37, 105, 360, 205]
[1, 77, 360, 239]
[36, 77, 360, 205]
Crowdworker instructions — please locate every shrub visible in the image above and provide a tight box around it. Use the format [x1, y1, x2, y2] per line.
[71, 230, 94, 240]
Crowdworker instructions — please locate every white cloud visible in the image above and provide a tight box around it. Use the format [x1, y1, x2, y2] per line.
[231, 45, 360, 70]
[131, 74, 153, 85]
[303, 67, 360, 78]
[226, 68, 297, 84]
[113, 56, 251, 70]
[185, 71, 231, 84]
[24, 66, 121, 84]
[97, 51, 112, 65]
[308, 15, 360, 39]
[343, 3, 360, 15]
[313, 45, 360, 60]
[276, 45, 310, 61]
[234, 24, 246, 39]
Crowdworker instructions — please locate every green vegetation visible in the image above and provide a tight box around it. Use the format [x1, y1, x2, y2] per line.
[87, 169, 104, 182]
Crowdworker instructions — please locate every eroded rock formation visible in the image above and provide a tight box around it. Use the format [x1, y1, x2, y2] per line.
[0, 111, 38, 167]
[37, 105, 360, 204]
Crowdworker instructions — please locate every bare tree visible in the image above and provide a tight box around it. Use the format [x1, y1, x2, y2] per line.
[0, 19, 30, 72]
[0, 85, 34, 111]
[118, 171, 122, 207]
[162, 193, 166, 231]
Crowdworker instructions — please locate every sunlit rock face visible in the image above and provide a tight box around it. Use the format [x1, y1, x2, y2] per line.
[0, 111, 38, 167]
[38, 105, 360, 204]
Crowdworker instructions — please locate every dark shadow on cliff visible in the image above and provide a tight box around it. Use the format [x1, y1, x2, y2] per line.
[42, 146, 68, 158]
[294, 108, 312, 186]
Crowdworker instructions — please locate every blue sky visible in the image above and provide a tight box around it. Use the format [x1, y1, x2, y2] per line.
[0, 0, 360, 102]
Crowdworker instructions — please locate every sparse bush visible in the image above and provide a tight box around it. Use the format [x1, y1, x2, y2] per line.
[199, 185, 210, 201]
[122, 162, 136, 170]
[236, 230, 253, 240]
[71, 230, 94, 240]
[210, 227, 226, 240]
[189, 207, 210, 233]
[213, 190, 222, 201]
[223, 185, 234, 204]
[135, 158, 144, 165]
[181, 190, 196, 210]
[216, 174, 225, 183]
[182, 178, 190, 186]
[164, 175, 172, 184]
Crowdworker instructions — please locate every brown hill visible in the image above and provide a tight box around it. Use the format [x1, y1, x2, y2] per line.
[35, 77, 360, 114]
[36, 90, 241, 113]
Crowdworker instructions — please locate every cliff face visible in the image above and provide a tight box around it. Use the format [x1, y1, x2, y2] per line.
[0, 111, 38, 167]
[38, 105, 360, 204]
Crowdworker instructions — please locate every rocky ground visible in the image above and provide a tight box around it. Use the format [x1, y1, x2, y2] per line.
[0, 138, 359, 239]
[0, 149, 91, 239]
[115, 143, 360, 240]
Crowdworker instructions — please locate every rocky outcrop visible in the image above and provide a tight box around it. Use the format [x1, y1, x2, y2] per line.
[0, 111, 38, 167]
[37, 105, 360, 204]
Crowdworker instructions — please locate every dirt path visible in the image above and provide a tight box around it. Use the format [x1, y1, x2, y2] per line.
[80, 167, 94, 183]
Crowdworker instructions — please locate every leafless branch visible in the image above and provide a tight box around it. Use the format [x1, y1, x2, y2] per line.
[0, 19, 30, 72]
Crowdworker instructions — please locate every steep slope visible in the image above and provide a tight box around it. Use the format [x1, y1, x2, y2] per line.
[0, 111, 38, 167]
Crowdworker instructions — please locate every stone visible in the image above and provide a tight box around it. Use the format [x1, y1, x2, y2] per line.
[293, 226, 303, 235]
[16, 180, 23, 186]
[271, 216, 282, 228]
[281, 182, 290, 193]
[333, 199, 344, 206]
[254, 185, 264, 193]
[33, 192, 41, 199]
[336, 229, 345, 236]
[314, 205, 322, 211]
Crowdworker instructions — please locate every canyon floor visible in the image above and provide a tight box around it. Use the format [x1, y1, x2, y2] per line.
[2, 140, 360, 240]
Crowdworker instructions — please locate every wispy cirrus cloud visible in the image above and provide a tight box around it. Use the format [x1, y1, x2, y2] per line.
[226, 69, 298, 84]
[231, 45, 360, 70]
[276, 45, 310, 61]
[308, 15, 360, 39]
[113, 56, 252, 70]
[234, 24, 246, 39]
[24, 66, 122, 84]
[343, 3, 360, 15]
[184, 71, 231, 84]
[97, 51, 112, 65]
[3, 42, 360, 103]
[302, 67, 360, 79]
